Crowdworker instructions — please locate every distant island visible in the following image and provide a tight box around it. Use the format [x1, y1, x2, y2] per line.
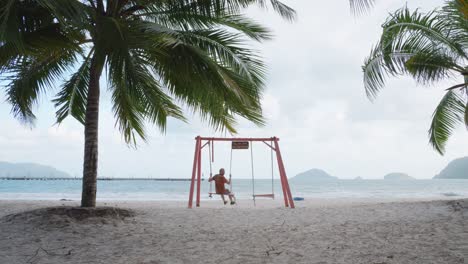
[292, 169, 338, 181]
[434, 157, 468, 179]
[0, 162, 71, 178]
[384, 172, 414, 180]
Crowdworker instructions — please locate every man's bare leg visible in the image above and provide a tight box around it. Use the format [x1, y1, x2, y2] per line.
[229, 194, 236, 204]
[220, 194, 227, 204]
[225, 191, 234, 203]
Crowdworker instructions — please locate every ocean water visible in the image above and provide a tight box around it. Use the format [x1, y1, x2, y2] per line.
[0, 179, 468, 201]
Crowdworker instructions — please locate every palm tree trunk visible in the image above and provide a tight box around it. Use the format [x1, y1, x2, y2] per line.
[81, 56, 104, 207]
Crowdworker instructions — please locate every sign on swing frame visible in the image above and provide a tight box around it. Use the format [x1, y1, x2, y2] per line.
[232, 141, 249, 149]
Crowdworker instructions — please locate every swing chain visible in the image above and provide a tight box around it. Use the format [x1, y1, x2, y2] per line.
[229, 148, 233, 194]
[251, 142, 256, 206]
[271, 140, 275, 199]
[208, 140, 213, 198]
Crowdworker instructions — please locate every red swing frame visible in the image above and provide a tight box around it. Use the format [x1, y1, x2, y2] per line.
[188, 136, 295, 208]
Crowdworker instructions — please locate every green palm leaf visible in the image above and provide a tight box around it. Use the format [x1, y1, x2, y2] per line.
[364, 1, 468, 154]
[405, 47, 464, 84]
[442, 0, 468, 46]
[53, 50, 93, 124]
[5, 48, 78, 124]
[107, 49, 185, 143]
[429, 90, 466, 154]
[380, 7, 467, 60]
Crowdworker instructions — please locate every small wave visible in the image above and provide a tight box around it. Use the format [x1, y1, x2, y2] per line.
[441, 192, 460, 197]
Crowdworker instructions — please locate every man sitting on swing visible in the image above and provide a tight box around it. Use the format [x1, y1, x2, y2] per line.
[209, 168, 236, 205]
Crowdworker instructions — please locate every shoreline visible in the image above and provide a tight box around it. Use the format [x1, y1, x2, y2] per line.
[0, 195, 464, 205]
[0, 193, 465, 203]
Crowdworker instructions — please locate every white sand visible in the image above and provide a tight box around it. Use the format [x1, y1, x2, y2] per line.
[1, 198, 467, 264]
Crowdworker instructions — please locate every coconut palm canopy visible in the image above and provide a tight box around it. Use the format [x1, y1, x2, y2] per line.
[1, 0, 298, 140]
[363, 0, 468, 155]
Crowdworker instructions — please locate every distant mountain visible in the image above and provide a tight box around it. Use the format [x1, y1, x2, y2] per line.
[434, 157, 468, 179]
[354, 176, 363, 180]
[0, 162, 71, 178]
[384, 172, 414, 180]
[292, 169, 338, 181]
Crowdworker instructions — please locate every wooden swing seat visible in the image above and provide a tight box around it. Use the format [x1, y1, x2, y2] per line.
[208, 192, 235, 196]
[253, 193, 274, 198]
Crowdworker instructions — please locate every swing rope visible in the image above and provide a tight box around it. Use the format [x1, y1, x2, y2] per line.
[229, 147, 233, 194]
[251, 142, 256, 206]
[208, 141, 213, 198]
[271, 141, 274, 198]
[250, 140, 275, 200]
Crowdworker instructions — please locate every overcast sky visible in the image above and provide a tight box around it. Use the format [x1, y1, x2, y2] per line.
[1, 0, 466, 179]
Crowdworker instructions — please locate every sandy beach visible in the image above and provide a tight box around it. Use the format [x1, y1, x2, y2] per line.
[1, 198, 467, 264]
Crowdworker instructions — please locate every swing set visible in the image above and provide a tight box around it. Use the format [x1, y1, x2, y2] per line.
[188, 136, 295, 208]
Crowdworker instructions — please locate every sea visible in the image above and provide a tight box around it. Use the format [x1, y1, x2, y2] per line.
[0, 179, 467, 201]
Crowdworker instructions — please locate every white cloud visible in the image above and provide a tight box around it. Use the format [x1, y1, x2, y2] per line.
[261, 93, 281, 121]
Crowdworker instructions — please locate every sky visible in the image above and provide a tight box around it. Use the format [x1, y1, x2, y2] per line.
[1, 0, 467, 179]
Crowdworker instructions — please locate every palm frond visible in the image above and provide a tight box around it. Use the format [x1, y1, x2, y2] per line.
[139, 0, 296, 21]
[350, 0, 375, 15]
[212, 0, 297, 21]
[362, 44, 413, 99]
[146, 35, 265, 133]
[179, 29, 264, 83]
[0, 0, 19, 45]
[104, 21, 186, 142]
[442, 0, 468, 47]
[405, 47, 464, 84]
[0, 0, 51, 50]
[141, 11, 272, 42]
[381, 7, 467, 60]
[363, 4, 467, 99]
[215, 14, 272, 42]
[53, 50, 94, 124]
[268, 0, 296, 21]
[122, 18, 266, 133]
[5, 48, 78, 124]
[429, 90, 466, 154]
[35, 0, 90, 28]
[364, 1, 468, 155]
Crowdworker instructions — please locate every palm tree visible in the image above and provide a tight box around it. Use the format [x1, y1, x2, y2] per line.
[0, 0, 295, 207]
[362, 0, 468, 155]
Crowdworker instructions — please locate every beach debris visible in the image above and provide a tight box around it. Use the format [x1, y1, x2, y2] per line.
[448, 200, 466, 212]
[26, 246, 73, 263]
[265, 246, 282, 256]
